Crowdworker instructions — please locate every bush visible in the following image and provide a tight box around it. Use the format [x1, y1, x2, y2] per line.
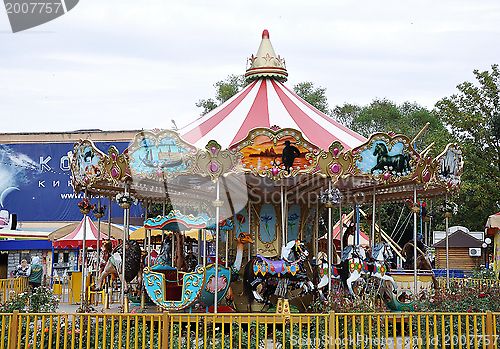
[0, 286, 58, 313]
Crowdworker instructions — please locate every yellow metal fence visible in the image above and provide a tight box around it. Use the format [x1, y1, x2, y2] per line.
[2, 311, 500, 349]
[44, 275, 74, 304]
[0, 277, 28, 304]
[437, 277, 500, 289]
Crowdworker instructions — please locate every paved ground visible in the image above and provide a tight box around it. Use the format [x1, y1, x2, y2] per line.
[57, 299, 161, 314]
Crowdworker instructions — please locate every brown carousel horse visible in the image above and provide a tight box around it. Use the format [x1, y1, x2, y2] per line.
[401, 238, 439, 289]
[92, 239, 142, 294]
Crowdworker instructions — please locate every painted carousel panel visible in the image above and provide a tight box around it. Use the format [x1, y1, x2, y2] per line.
[230, 128, 320, 179]
[126, 130, 199, 180]
[70, 139, 107, 189]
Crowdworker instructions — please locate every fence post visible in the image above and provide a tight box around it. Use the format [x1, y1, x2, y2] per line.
[162, 312, 170, 349]
[328, 311, 335, 349]
[9, 310, 19, 349]
[486, 311, 494, 349]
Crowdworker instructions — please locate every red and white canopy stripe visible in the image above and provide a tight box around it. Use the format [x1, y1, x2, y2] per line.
[53, 216, 112, 249]
[180, 77, 366, 150]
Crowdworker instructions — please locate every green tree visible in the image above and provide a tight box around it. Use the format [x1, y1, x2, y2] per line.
[195, 75, 249, 115]
[333, 98, 450, 156]
[293, 81, 329, 114]
[434, 64, 500, 230]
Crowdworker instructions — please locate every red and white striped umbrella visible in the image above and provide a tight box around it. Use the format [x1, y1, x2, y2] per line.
[53, 216, 112, 249]
[180, 77, 366, 150]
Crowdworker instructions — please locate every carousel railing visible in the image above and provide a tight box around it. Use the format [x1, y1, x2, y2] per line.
[2, 311, 499, 349]
[437, 276, 500, 289]
[0, 277, 28, 303]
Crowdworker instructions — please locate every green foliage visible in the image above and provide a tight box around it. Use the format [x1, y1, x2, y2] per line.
[471, 265, 498, 280]
[435, 64, 500, 230]
[293, 81, 329, 114]
[195, 74, 249, 115]
[144, 202, 173, 217]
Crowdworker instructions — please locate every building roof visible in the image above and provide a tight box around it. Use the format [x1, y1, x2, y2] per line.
[432, 229, 483, 248]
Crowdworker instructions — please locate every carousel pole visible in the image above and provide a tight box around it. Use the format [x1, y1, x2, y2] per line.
[445, 193, 450, 290]
[284, 186, 288, 244]
[429, 200, 433, 247]
[146, 202, 151, 267]
[80, 189, 88, 305]
[105, 195, 112, 308]
[248, 202, 252, 261]
[214, 180, 222, 314]
[356, 206, 360, 245]
[339, 194, 342, 257]
[198, 229, 202, 265]
[372, 184, 376, 248]
[121, 184, 130, 311]
[281, 184, 286, 248]
[413, 185, 418, 297]
[314, 200, 319, 261]
[108, 196, 112, 242]
[225, 187, 229, 267]
[97, 196, 101, 277]
[203, 228, 207, 267]
[327, 181, 332, 289]
[142, 200, 148, 308]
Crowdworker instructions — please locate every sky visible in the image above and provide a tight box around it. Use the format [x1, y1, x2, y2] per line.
[1, 0, 499, 134]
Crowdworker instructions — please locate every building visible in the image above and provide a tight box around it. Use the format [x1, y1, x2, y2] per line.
[432, 229, 484, 272]
[0, 129, 144, 277]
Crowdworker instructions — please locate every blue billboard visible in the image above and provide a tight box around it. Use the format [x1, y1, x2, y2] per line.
[0, 142, 143, 222]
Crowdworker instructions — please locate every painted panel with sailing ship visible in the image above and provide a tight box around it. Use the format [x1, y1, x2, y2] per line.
[127, 130, 197, 180]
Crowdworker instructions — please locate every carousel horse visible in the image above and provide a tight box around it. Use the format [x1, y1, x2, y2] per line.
[243, 240, 315, 311]
[371, 142, 410, 174]
[314, 251, 349, 300]
[174, 231, 187, 271]
[314, 222, 358, 298]
[92, 240, 142, 294]
[402, 239, 439, 289]
[99, 240, 114, 273]
[344, 243, 397, 297]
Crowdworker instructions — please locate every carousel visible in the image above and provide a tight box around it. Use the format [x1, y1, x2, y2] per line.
[68, 30, 463, 313]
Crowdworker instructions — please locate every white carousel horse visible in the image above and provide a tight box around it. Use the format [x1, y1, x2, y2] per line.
[344, 243, 397, 297]
[315, 245, 367, 299]
[315, 251, 345, 300]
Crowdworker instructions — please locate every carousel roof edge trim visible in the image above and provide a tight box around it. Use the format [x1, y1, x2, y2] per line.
[68, 127, 463, 206]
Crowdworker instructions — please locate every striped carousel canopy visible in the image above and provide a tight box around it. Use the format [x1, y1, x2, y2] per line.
[180, 30, 366, 150]
[53, 216, 114, 249]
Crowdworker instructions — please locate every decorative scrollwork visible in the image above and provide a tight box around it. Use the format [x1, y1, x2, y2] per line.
[102, 145, 131, 185]
[316, 141, 356, 181]
[191, 140, 243, 181]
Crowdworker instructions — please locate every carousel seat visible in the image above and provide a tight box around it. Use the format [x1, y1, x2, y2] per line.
[160, 267, 183, 302]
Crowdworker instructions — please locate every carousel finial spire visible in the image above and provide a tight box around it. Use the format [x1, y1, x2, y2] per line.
[245, 29, 288, 82]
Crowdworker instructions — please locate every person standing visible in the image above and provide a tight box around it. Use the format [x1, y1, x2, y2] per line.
[28, 256, 43, 289]
[13, 259, 30, 278]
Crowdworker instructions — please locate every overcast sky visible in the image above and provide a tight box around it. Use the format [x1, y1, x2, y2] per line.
[1, 0, 499, 134]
